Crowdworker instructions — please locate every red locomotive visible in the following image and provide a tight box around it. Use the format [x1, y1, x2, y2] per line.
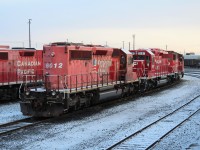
[20, 42, 184, 117]
[131, 48, 184, 90]
[0, 45, 43, 100]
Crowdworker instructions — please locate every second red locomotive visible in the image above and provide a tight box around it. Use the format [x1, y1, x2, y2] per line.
[20, 42, 184, 117]
[0, 45, 43, 100]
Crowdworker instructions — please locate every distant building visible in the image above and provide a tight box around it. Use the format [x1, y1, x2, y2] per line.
[186, 52, 195, 55]
[184, 54, 200, 68]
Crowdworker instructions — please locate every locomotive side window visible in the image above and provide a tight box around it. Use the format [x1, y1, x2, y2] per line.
[138, 52, 145, 55]
[19, 52, 35, 57]
[120, 55, 126, 65]
[95, 50, 107, 55]
[132, 52, 136, 55]
[70, 50, 92, 60]
[138, 55, 145, 60]
[93, 59, 97, 66]
[133, 55, 137, 60]
[146, 56, 150, 63]
[152, 56, 154, 65]
[173, 54, 177, 60]
[128, 56, 133, 65]
[0, 52, 8, 60]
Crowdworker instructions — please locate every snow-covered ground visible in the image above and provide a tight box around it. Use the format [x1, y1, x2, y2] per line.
[0, 75, 200, 149]
[0, 102, 28, 125]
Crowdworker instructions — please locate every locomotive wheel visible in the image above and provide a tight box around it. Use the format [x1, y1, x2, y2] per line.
[85, 98, 91, 107]
[154, 81, 158, 87]
[90, 90, 99, 105]
[74, 95, 81, 110]
[121, 92, 126, 98]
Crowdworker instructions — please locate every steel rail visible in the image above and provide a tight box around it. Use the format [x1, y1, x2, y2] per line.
[0, 117, 49, 136]
[106, 94, 200, 150]
[146, 108, 200, 150]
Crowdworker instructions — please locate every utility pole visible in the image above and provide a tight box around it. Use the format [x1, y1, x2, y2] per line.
[166, 45, 168, 50]
[28, 19, 32, 48]
[122, 41, 124, 49]
[132, 34, 135, 50]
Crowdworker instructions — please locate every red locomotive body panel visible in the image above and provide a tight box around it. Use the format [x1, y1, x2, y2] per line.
[44, 43, 96, 90]
[43, 43, 131, 91]
[168, 51, 184, 74]
[150, 48, 170, 77]
[0, 48, 43, 85]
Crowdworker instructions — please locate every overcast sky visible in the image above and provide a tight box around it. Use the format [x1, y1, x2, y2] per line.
[0, 0, 200, 54]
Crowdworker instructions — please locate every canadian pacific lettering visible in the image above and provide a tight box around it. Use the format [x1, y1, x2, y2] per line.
[17, 69, 35, 75]
[17, 61, 41, 67]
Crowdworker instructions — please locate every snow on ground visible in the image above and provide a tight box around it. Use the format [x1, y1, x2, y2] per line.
[0, 75, 200, 149]
[0, 102, 27, 125]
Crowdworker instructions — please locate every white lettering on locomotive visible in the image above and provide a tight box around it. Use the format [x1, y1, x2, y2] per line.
[155, 60, 162, 64]
[17, 61, 41, 67]
[45, 63, 63, 69]
[133, 62, 138, 67]
[97, 60, 112, 73]
[17, 69, 35, 75]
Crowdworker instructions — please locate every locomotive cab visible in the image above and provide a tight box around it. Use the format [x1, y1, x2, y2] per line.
[130, 49, 153, 77]
[168, 51, 184, 79]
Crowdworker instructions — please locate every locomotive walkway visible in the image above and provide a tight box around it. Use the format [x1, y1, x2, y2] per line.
[105, 95, 200, 150]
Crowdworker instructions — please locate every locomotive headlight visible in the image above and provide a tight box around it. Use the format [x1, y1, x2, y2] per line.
[25, 88, 30, 96]
[25, 90, 30, 96]
[52, 90, 56, 96]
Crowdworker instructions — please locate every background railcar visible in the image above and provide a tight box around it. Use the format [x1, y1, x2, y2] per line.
[0, 45, 43, 100]
[184, 54, 200, 68]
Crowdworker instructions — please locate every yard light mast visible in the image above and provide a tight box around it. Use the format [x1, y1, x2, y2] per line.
[132, 34, 135, 50]
[28, 19, 32, 48]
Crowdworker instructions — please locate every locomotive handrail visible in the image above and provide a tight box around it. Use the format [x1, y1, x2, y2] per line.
[42, 70, 127, 93]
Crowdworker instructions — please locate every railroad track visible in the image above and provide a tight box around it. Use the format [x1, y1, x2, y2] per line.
[0, 117, 49, 136]
[106, 95, 200, 150]
[184, 73, 200, 79]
